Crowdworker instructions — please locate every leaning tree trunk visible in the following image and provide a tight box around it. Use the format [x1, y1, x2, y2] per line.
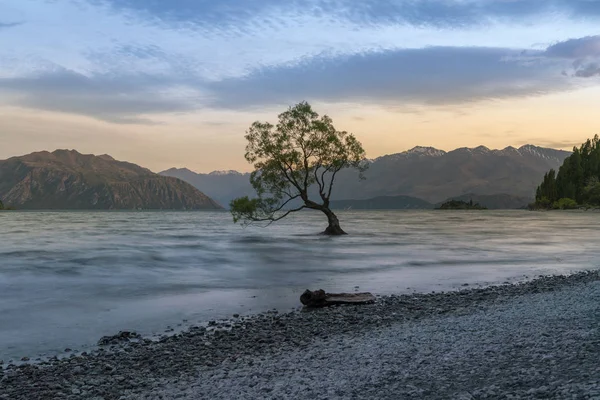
[322, 207, 347, 235]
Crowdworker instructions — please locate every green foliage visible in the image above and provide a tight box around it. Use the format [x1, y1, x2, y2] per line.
[534, 135, 600, 208]
[536, 196, 552, 209]
[552, 198, 578, 210]
[230, 197, 258, 224]
[437, 200, 487, 210]
[583, 177, 600, 206]
[230, 101, 367, 226]
[230, 196, 282, 225]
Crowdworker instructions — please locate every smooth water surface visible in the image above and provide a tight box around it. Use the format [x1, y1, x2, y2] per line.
[1, 210, 599, 360]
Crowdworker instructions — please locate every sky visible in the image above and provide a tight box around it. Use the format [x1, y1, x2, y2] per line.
[1, 0, 600, 172]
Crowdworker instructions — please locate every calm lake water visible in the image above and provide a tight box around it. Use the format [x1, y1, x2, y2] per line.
[1, 210, 599, 360]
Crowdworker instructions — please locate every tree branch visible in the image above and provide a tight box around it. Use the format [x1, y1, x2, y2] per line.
[303, 199, 324, 210]
[271, 194, 301, 213]
[281, 160, 304, 192]
[300, 140, 311, 191]
[320, 164, 334, 187]
[278, 163, 303, 194]
[251, 205, 306, 224]
[313, 163, 324, 196]
[326, 164, 345, 200]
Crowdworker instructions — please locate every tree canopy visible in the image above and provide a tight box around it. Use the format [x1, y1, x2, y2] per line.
[534, 135, 600, 208]
[230, 101, 367, 234]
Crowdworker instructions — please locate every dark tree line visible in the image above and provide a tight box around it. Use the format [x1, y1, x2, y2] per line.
[438, 199, 487, 210]
[535, 135, 600, 208]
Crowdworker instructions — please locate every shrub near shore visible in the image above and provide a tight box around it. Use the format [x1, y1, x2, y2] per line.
[529, 197, 579, 210]
[0, 198, 15, 210]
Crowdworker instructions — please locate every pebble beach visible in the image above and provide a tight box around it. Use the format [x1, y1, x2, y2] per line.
[2, 270, 599, 399]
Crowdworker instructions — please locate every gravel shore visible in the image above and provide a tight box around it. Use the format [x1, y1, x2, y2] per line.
[2, 270, 599, 399]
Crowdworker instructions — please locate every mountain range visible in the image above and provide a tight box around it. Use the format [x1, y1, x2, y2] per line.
[0, 150, 222, 210]
[161, 144, 570, 209]
[158, 168, 254, 209]
[0, 144, 569, 210]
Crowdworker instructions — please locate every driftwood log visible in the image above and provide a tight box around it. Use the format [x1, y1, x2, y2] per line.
[300, 289, 376, 308]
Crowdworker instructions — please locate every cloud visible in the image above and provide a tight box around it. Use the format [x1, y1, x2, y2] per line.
[519, 139, 582, 149]
[545, 35, 600, 59]
[95, 0, 600, 29]
[0, 22, 22, 29]
[2, 41, 596, 123]
[3, 0, 600, 85]
[544, 35, 600, 78]
[0, 68, 204, 124]
[1, 1, 600, 123]
[574, 63, 600, 78]
[204, 46, 574, 110]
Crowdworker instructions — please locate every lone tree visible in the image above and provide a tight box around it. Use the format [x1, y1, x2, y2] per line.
[230, 102, 367, 235]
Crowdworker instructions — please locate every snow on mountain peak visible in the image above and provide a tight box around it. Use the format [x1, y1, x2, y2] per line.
[374, 146, 446, 162]
[208, 170, 242, 176]
[405, 146, 447, 157]
[516, 145, 556, 160]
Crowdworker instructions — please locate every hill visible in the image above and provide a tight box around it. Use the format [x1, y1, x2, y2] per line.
[159, 168, 253, 209]
[0, 150, 222, 210]
[161, 144, 569, 207]
[331, 145, 570, 203]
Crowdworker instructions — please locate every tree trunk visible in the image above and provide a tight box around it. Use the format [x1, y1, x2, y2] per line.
[322, 207, 347, 235]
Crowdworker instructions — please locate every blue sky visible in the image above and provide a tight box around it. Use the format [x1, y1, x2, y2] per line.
[1, 0, 599, 171]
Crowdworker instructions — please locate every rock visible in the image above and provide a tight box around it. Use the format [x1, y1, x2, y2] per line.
[98, 331, 142, 346]
[300, 289, 327, 307]
[300, 289, 376, 308]
[2, 271, 599, 400]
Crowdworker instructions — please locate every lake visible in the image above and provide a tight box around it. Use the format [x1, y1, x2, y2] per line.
[1, 210, 598, 360]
